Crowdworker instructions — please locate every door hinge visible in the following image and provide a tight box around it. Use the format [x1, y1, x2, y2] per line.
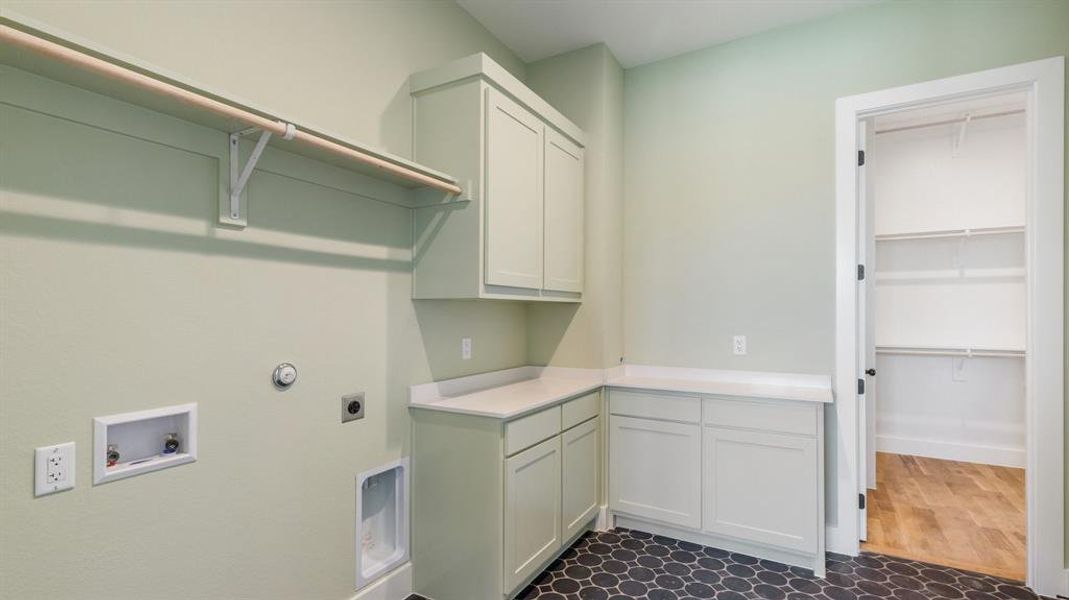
[857, 264, 865, 281]
[858, 149, 866, 166]
[858, 378, 865, 395]
[859, 493, 866, 510]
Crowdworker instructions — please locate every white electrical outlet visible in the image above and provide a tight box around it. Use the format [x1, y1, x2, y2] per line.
[733, 335, 747, 356]
[461, 337, 472, 360]
[35, 442, 75, 496]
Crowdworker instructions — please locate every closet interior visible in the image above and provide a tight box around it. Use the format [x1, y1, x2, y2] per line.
[863, 92, 1028, 580]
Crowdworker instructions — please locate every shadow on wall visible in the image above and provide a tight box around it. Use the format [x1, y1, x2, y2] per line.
[411, 299, 529, 382]
[1, 96, 413, 272]
[1, 68, 533, 433]
[0, 73, 426, 471]
[380, 80, 413, 159]
[526, 302, 582, 366]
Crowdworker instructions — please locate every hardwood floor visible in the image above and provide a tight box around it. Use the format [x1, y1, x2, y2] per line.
[862, 452, 1026, 582]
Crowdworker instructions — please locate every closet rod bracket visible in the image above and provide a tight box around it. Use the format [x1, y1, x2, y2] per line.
[223, 121, 296, 227]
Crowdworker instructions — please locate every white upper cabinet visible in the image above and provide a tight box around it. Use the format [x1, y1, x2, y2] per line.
[543, 129, 585, 293]
[485, 88, 545, 290]
[410, 53, 586, 302]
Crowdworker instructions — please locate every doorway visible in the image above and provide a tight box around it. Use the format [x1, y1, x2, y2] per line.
[833, 57, 1064, 598]
[858, 93, 1029, 580]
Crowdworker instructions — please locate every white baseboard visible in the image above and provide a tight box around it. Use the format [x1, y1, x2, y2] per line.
[594, 504, 610, 531]
[876, 434, 1025, 468]
[616, 514, 824, 577]
[825, 523, 857, 557]
[349, 562, 412, 600]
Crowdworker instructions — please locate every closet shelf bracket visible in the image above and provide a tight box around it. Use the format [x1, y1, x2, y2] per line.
[224, 121, 296, 227]
[952, 112, 972, 156]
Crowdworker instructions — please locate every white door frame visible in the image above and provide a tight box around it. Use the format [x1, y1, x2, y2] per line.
[833, 57, 1064, 596]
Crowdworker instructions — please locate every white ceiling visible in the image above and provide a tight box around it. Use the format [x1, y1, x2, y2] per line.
[457, 0, 880, 68]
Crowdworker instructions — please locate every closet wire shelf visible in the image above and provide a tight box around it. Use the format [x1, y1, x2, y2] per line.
[874, 225, 1025, 242]
[876, 345, 1024, 358]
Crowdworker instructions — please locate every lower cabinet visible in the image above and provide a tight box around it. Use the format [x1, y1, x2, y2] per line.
[504, 436, 562, 591]
[608, 415, 701, 528]
[505, 414, 601, 591]
[412, 391, 601, 600]
[607, 389, 825, 575]
[702, 427, 818, 552]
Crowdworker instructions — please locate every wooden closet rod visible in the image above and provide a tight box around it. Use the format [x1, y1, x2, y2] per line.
[874, 108, 1025, 135]
[0, 24, 463, 196]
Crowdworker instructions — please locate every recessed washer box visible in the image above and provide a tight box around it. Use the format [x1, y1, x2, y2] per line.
[356, 458, 409, 590]
[93, 403, 197, 484]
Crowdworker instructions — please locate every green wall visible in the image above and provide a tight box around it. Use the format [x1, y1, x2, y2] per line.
[623, 0, 1068, 373]
[526, 44, 626, 369]
[622, 0, 1068, 563]
[0, 2, 529, 599]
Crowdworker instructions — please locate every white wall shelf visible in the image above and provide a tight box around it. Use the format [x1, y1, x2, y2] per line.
[875, 225, 1025, 242]
[93, 403, 197, 484]
[0, 13, 465, 226]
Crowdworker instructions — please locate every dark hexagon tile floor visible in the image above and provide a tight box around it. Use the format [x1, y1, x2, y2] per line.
[515, 528, 1046, 600]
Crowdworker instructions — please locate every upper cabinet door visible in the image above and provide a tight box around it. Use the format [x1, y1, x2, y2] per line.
[543, 129, 584, 293]
[484, 87, 544, 290]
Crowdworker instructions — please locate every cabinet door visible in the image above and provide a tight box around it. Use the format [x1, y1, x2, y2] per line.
[543, 129, 584, 293]
[703, 427, 818, 552]
[609, 415, 701, 529]
[485, 87, 544, 290]
[504, 435, 562, 592]
[562, 417, 599, 540]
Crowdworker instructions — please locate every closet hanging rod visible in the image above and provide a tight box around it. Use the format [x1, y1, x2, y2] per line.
[876, 346, 1024, 358]
[874, 108, 1025, 135]
[0, 24, 463, 196]
[875, 224, 1025, 241]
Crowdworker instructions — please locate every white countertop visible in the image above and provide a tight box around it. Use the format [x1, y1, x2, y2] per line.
[605, 375, 833, 403]
[409, 367, 604, 419]
[409, 365, 833, 420]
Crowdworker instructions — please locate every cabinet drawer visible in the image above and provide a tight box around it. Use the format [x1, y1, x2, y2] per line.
[703, 397, 818, 436]
[562, 392, 599, 430]
[505, 406, 561, 456]
[609, 389, 700, 423]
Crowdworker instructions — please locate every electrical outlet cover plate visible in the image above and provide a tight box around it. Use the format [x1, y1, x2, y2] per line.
[733, 335, 747, 355]
[35, 442, 75, 496]
[342, 393, 366, 423]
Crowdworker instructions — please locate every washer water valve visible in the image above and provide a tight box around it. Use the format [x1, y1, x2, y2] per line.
[162, 433, 180, 455]
[106, 444, 120, 467]
[272, 363, 298, 389]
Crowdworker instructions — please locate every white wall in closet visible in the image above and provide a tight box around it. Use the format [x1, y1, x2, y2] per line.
[872, 96, 1026, 468]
